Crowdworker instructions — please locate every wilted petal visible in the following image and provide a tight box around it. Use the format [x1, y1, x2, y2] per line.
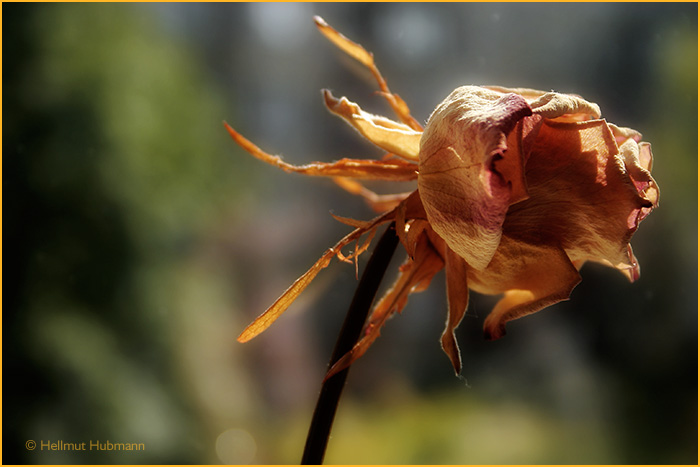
[442, 247, 470, 374]
[617, 139, 660, 216]
[333, 177, 412, 213]
[314, 16, 422, 130]
[494, 115, 543, 205]
[225, 121, 418, 181]
[323, 90, 422, 161]
[469, 237, 581, 340]
[608, 123, 642, 144]
[418, 86, 532, 270]
[485, 85, 549, 100]
[394, 191, 429, 256]
[502, 118, 654, 274]
[486, 86, 601, 121]
[528, 92, 601, 121]
[638, 142, 653, 172]
[619, 244, 641, 283]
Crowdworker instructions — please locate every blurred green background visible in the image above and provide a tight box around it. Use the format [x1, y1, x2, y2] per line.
[3, 2, 697, 464]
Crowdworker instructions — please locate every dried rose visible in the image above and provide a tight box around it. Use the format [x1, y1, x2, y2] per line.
[227, 17, 659, 376]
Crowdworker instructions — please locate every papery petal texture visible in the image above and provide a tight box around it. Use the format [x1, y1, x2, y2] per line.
[502, 118, 656, 276]
[417, 86, 533, 271]
[413, 85, 658, 340]
[323, 90, 422, 161]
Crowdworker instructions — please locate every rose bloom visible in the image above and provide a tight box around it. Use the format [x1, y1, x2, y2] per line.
[227, 17, 659, 376]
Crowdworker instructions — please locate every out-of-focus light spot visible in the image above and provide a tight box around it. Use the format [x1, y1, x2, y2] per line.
[374, 7, 444, 64]
[249, 3, 313, 51]
[215, 428, 257, 464]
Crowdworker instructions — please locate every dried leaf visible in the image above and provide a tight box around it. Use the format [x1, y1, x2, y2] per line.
[314, 16, 423, 130]
[225, 121, 418, 181]
[333, 177, 412, 212]
[323, 90, 421, 161]
[325, 233, 444, 379]
[237, 210, 394, 343]
[442, 247, 470, 374]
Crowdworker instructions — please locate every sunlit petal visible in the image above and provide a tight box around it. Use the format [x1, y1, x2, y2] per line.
[418, 86, 532, 270]
[323, 90, 422, 161]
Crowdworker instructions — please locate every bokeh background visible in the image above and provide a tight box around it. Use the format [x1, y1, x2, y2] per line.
[3, 2, 697, 464]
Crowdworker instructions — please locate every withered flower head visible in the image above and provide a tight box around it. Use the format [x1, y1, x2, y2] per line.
[226, 17, 659, 377]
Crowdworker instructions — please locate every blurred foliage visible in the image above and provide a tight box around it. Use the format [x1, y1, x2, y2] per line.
[3, 2, 697, 465]
[4, 3, 255, 464]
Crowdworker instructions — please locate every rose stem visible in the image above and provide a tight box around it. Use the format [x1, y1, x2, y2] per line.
[301, 222, 399, 465]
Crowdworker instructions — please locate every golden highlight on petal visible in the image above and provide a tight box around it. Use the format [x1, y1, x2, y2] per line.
[322, 90, 422, 161]
[237, 251, 334, 343]
[528, 92, 601, 121]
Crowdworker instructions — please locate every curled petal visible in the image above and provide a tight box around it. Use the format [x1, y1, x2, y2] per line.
[330, 212, 376, 229]
[394, 190, 430, 257]
[503, 119, 655, 275]
[608, 123, 643, 144]
[494, 115, 543, 205]
[395, 191, 428, 258]
[402, 219, 431, 259]
[617, 139, 660, 214]
[485, 85, 550, 100]
[442, 247, 470, 375]
[619, 244, 641, 283]
[528, 92, 601, 121]
[638, 142, 653, 172]
[418, 86, 533, 270]
[323, 90, 422, 161]
[486, 85, 601, 121]
[469, 237, 582, 340]
[616, 138, 659, 282]
[225, 121, 418, 181]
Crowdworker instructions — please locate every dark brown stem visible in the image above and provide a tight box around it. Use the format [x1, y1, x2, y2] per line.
[300, 222, 398, 465]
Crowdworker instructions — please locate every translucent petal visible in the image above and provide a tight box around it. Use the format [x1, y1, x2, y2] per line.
[418, 86, 533, 270]
[323, 91, 422, 161]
